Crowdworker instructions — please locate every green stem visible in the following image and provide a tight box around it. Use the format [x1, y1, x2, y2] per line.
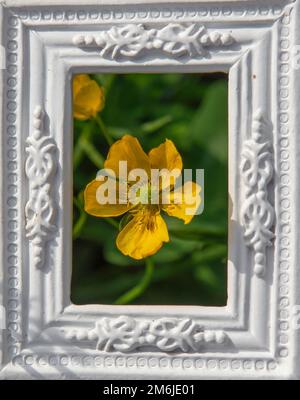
[104, 217, 119, 229]
[74, 124, 92, 169]
[73, 210, 87, 240]
[80, 137, 104, 169]
[74, 123, 106, 170]
[94, 114, 113, 146]
[114, 258, 154, 305]
[73, 194, 87, 239]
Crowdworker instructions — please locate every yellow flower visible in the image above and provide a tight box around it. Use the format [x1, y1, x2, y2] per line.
[73, 74, 104, 120]
[84, 135, 201, 260]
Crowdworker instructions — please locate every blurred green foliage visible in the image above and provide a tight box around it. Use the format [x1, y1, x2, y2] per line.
[72, 73, 228, 306]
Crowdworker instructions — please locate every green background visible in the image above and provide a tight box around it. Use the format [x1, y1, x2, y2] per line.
[72, 73, 228, 306]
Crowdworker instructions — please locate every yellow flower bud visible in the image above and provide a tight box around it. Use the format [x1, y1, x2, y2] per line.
[73, 74, 104, 120]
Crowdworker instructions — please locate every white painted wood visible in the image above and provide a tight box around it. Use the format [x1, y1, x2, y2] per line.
[0, 0, 299, 379]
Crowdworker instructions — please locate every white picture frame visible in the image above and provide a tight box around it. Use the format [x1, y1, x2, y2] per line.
[0, 0, 300, 380]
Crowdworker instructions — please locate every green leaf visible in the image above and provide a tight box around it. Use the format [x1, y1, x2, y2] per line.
[73, 210, 87, 240]
[107, 126, 129, 139]
[194, 264, 220, 287]
[190, 80, 228, 163]
[79, 218, 115, 244]
[169, 228, 226, 242]
[73, 191, 87, 239]
[73, 123, 92, 169]
[141, 115, 173, 134]
[191, 243, 227, 264]
[80, 136, 104, 169]
[151, 237, 198, 263]
[103, 240, 142, 267]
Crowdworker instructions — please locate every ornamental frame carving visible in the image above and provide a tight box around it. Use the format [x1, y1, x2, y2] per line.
[0, 0, 300, 380]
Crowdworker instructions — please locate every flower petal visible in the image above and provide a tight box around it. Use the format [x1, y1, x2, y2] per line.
[84, 178, 131, 217]
[162, 182, 201, 224]
[148, 139, 183, 172]
[73, 74, 104, 120]
[116, 208, 169, 260]
[104, 135, 151, 178]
